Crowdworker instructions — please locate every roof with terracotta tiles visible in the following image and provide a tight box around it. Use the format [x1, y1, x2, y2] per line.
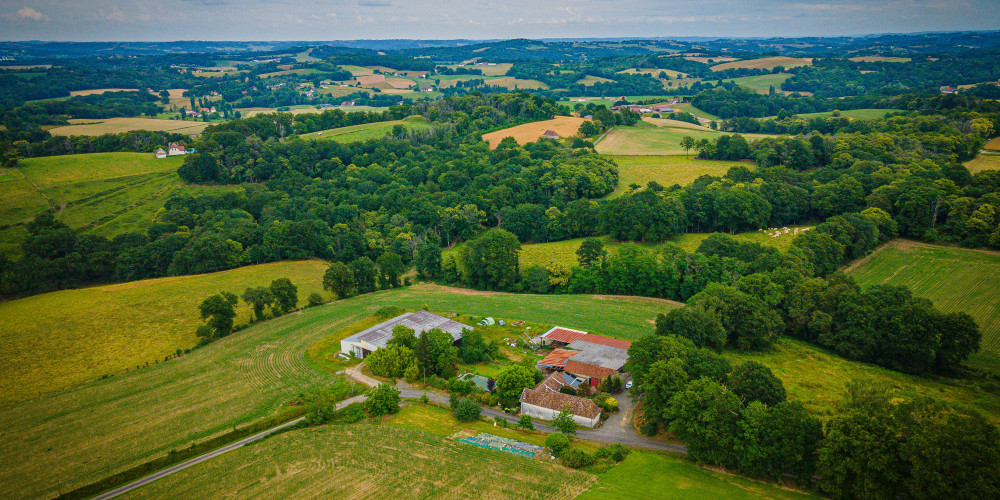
[536, 348, 579, 369]
[564, 359, 617, 380]
[543, 327, 588, 344]
[519, 387, 602, 419]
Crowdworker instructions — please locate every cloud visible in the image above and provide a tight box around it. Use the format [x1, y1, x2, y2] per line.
[359, 0, 393, 6]
[7, 6, 49, 21]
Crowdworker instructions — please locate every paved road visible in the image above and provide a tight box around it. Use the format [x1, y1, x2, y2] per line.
[91, 394, 367, 500]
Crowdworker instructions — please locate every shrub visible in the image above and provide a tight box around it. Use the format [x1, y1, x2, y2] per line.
[375, 305, 404, 319]
[364, 384, 400, 417]
[404, 362, 420, 383]
[553, 405, 579, 435]
[559, 385, 577, 395]
[493, 416, 508, 428]
[454, 398, 481, 422]
[594, 443, 631, 462]
[561, 449, 596, 469]
[604, 397, 619, 412]
[640, 421, 658, 436]
[546, 432, 570, 456]
[195, 325, 213, 338]
[329, 402, 366, 424]
[420, 392, 429, 404]
[307, 292, 324, 307]
[518, 414, 535, 430]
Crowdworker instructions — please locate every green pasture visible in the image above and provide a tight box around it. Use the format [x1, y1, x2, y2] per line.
[607, 155, 744, 197]
[298, 117, 434, 143]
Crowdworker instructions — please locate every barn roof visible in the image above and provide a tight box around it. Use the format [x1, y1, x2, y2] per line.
[520, 387, 601, 419]
[565, 359, 617, 380]
[341, 310, 469, 350]
[536, 348, 579, 369]
[565, 341, 628, 370]
[542, 327, 588, 344]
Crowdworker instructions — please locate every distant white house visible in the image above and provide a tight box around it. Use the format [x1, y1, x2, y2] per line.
[167, 142, 187, 156]
[154, 148, 167, 159]
[340, 310, 469, 359]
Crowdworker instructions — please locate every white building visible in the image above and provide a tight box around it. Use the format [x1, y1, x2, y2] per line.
[519, 386, 602, 428]
[340, 310, 469, 359]
[154, 148, 167, 159]
[167, 142, 187, 156]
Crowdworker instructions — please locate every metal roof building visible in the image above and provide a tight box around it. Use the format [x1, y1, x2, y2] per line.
[340, 311, 469, 359]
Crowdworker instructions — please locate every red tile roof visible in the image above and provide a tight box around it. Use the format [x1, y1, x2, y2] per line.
[520, 388, 602, 419]
[574, 334, 631, 350]
[536, 348, 578, 369]
[544, 327, 588, 344]
[537, 371, 568, 392]
[565, 359, 616, 380]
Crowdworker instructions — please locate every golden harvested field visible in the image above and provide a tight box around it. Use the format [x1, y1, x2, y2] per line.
[386, 77, 416, 89]
[848, 56, 912, 63]
[119, 424, 594, 500]
[984, 137, 1000, 151]
[711, 56, 813, 72]
[0, 260, 330, 404]
[68, 88, 139, 96]
[481, 116, 586, 148]
[474, 63, 513, 76]
[356, 74, 386, 85]
[684, 56, 739, 64]
[966, 153, 1000, 173]
[617, 68, 684, 78]
[49, 117, 208, 136]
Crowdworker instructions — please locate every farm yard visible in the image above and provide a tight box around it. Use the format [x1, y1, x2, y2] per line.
[0, 284, 680, 499]
[117, 425, 594, 500]
[846, 240, 1000, 361]
[481, 116, 586, 148]
[48, 117, 209, 136]
[0, 259, 330, 404]
[710, 56, 813, 72]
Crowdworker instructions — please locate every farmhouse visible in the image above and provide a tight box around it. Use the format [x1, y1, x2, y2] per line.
[167, 143, 187, 156]
[542, 130, 560, 139]
[154, 147, 167, 159]
[520, 384, 602, 428]
[340, 310, 469, 359]
[533, 327, 631, 388]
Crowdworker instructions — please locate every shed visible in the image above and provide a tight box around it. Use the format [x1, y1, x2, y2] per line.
[519, 387, 601, 428]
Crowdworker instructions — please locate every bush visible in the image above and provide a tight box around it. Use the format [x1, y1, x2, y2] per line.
[604, 397, 619, 412]
[640, 421, 658, 436]
[454, 398, 481, 422]
[329, 402, 366, 424]
[518, 414, 535, 430]
[493, 416, 508, 428]
[364, 384, 400, 417]
[553, 405, 579, 435]
[546, 432, 570, 456]
[375, 305, 404, 319]
[561, 449, 596, 469]
[559, 385, 577, 395]
[594, 443, 631, 462]
[307, 292, 324, 307]
[420, 392, 429, 404]
[195, 325, 213, 338]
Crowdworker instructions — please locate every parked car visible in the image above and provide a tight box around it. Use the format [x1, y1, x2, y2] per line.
[625, 380, 633, 389]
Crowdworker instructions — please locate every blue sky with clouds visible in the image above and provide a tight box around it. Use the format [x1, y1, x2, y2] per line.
[1, 0, 998, 41]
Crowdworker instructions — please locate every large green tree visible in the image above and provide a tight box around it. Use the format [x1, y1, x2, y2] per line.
[199, 291, 239, 337]
[322, 261, 355, 299]
[241, 286, 273, 321]
[269, 278, 298, 314]
[465, 228, 521, 291]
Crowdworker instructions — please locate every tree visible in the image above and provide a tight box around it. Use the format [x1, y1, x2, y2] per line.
[376, 251, 405, 289]
[655, 307, 726, 350]
[494, 364, 535, 407]
[199, 291, 239, 337]
[518, 414, 535, 430]
[364, 383, 401, 417]
[412, 328, 458, 378]
[553, 405, 579, 435]
[322, 261, 355, 299]
[465, 228, 521, 291]
[666, 377, 743, 468]
[688, 283, 783, 350]
[727, 361, 786, 407]
[269, 278, 298, 314]
[350, 256, 377, 294]
[576, 238, 605, 267]
[643, 358, 689, 423]
[415, 241, 442, 278]
[680, 136, 695, 158]
[365, 346, 416, 378]
[453, 398, 481, 422]
[546, 432, 570, 456]
[736, 401, 822, 480]
[458, 328, 497, 364]
[241, 286, 274, 321]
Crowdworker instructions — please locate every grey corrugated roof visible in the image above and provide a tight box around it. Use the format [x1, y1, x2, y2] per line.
[342, 311, 469, 349]
[565, 340, 628, 370]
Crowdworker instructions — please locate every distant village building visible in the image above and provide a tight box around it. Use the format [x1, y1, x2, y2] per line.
[154, 148, 167, 159]
[940, 86, 957, 94]
[542, 130, 560, 139]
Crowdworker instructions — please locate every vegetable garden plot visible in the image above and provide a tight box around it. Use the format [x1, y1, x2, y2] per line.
[459, 433, 545, 458]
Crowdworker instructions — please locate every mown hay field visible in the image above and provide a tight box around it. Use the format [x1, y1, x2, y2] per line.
[983, 136, 1000, 151]
[298, 117, 434, 143]
[0, 260, 330, 404]
[711, 56, 813, 72]
[846, 240, 1000, 357]
[576, 75, 616, 86]
[580, 450, 812, 500]
[783, 108, 904, 120]
[49, 117, 208, 136]
[617, 68, 685, 78]
[606, 155, 744, 197]
[684, 56, 739, 64]
[482, 116, 586, 148]
[0, 284, 677, 498]
[119, 424, 594, 500]
[16, 152, 180, 189]
[68, 88, 139, 96]
[595, 123, 771, 156]
[966, 153, 1000, 173]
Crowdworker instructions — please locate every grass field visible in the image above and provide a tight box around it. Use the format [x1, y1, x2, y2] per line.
[580, 450, 812, 499]
[119, 424, 594, 500]
[786, 108, 904, 120]
[49, 117, 208, 136]
[966, 153, 1000, 173]
[68, 88, 139, 96]
[845, 240, 1000, 357]
[617, 68, 685, 78]
[607, 155, 744, 196]
[298, 117, 434, 143]
[0, 283, 682, 498]
[848, 56, 912, 63]
[711, 56, 813, 72]
[482, 116, 587, 148]
[0, 260, 330, 404]
[595, 123, 770, 156]
[684, 56, 740, 64]
[723, 73, 792, 94]
[577, 75, 617, 86]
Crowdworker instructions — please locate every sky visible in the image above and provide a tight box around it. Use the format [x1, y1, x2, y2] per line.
[1, 0, 998, 41]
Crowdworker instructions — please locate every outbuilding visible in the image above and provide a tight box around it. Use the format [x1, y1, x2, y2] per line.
[340, 310, 469, 359]
[519, 387, 602, 428]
